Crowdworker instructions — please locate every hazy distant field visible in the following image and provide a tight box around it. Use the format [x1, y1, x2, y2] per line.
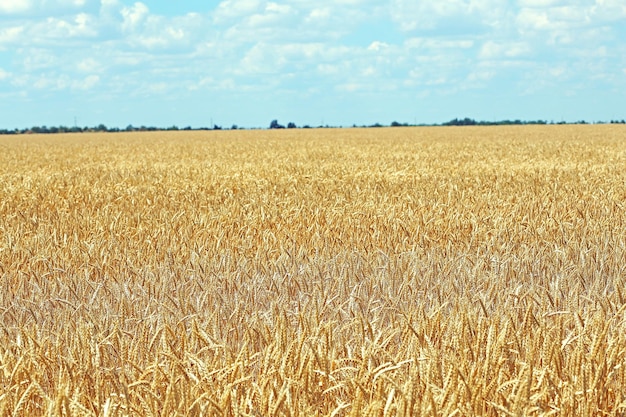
[1, 126, 625, 416]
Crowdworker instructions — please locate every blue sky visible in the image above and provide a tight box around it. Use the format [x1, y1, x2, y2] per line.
[0, 0, 625, 129]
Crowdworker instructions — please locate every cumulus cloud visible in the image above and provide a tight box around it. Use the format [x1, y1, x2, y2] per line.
[74, 74, 99, 90]
[121, 2, 149, 32]
[76, 57, 100, 72]
[213, 0, 263, 23]
[405, 38, 474, 50]
[0, 26, 25, 49]
[517, 2, 626, 33]
[238, 42, 329, 75]
[38, 13, 98, 38]
[0, 0, 32, 14]
[0, 0, 624, 126]
[0, 0, 101, 15]
[21, 49, 59, 71]
[479, 41, 531, 59]
[390, 0, 510, 32]
[517, 0, 562, 6]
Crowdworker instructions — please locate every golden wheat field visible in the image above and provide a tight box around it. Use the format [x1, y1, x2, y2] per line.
[0, 125, 625, 416]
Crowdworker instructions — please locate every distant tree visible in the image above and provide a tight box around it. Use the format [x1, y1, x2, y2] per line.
[231, 124, 238, 130]
[96, 124, 107, 132]
[443, 118, 477, 126]
[270, 120, 284, 129]
[287, 122, 297, 129]
[391, 121, 409, 127]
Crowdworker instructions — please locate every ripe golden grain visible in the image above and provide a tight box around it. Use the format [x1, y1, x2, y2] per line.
[0, 125, 625, 415]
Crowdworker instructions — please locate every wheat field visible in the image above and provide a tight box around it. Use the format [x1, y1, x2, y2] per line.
[0, 125, 625, 416]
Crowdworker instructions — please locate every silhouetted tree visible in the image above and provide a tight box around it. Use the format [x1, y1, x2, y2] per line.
[270, 120, 284, 129]
[391, 121, 409, 127]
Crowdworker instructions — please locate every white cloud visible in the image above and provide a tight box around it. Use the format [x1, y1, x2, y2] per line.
[124, 12, 205, 50]
[405, 38, 474, 50]
[0, 0, 100, 15]
[213, 0, 262, 23]
[39, 13, 98, 38]
[517, 8, 552, 30]
[516, 1, 626, 35]
[513, 1, 626, 53]
[367, 41, 389, 52]
[73, 74, 99, 89]
[317, 63, 340, 75]
[591, 0, 626, 20]
[244, 3, 295, 28]
[517, 0, 562, 6]
[77, 57, 100, 72]
[0, 0, 624, 127]
[26, 73, 98, 90]
[467, 70, 495, 83]
[238, 42, 327, 75]
[390, 0, 509, 31]
[121, 1, 148, 32]
[265, 2, 290, 14]
[305, 7, 330, 22]
[8, 13, 99, 47]
[217, 1, 370, 44]
[21, 49, 59, 71]
[479, 40, 531, 59]
[0, 26, 25, 49]
[549, 66, 566, 77]
[0, 0, 32, 14]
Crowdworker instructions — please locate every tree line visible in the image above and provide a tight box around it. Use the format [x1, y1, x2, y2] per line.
[1, 118, 625, 135]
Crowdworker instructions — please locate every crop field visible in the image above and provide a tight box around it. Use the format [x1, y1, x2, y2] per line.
[0, 125, 625, 416]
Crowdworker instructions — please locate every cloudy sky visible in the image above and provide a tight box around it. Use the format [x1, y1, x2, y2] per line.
[0, 0, 625, 129]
